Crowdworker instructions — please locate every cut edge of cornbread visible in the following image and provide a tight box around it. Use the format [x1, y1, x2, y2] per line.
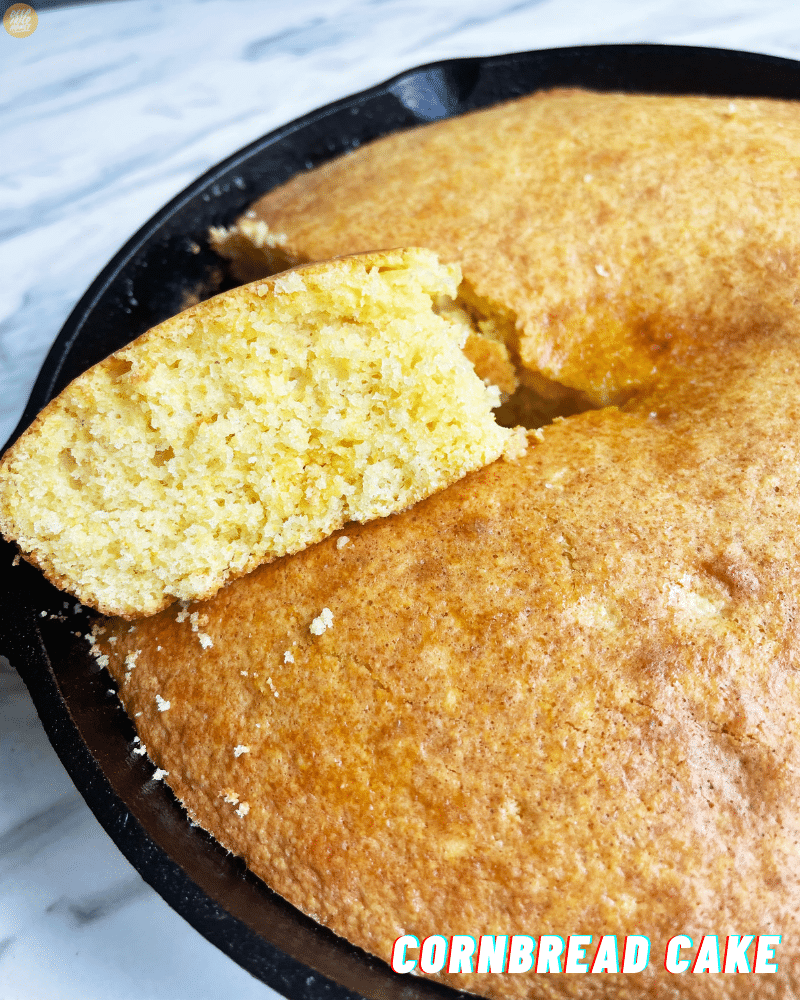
[210, 220, 590, 425]
[0, 248, 521, 618]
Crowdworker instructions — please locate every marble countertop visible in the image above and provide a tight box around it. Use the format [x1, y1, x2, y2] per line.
[5, 1, 800, 997]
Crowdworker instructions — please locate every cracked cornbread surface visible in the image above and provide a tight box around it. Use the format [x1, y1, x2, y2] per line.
[0, 248, 517, 617]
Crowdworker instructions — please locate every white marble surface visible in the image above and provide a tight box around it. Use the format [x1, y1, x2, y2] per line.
[5, 0, 800, 997]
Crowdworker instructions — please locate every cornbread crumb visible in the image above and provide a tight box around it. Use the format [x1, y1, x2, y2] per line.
[272, 271, 305, 294]
[235, 802, 250, 818]
[501, 426, 528, 461]
[309, 607, 333, 635]
[336, 536, 349, 549]
[0, 249, 512, 618]
[222, 789, 239, 804]
[197, 632, 213, 650]
[152, 768, 168, 781]
[155, 694, 170, 712]
[189, 611, 208, 631]
[233, 745, 250, 757]
[283, 650, 294, 663]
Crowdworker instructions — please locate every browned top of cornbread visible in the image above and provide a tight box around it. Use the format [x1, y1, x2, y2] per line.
[99, 317, 800, 1000]
[215, 88, 800, 407]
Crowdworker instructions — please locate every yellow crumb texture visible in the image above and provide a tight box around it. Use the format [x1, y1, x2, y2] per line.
[0, 248, 511, 617]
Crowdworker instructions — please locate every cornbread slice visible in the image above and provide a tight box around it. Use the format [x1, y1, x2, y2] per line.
[0, 248, 519, 618]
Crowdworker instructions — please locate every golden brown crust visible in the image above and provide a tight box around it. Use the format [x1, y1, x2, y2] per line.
[462, 332, 519, 396]
[219, 89, 800, 407]
[100, 320, 800, 999]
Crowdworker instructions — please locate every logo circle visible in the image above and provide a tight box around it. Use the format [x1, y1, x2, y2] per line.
[3, 3, 38, 38]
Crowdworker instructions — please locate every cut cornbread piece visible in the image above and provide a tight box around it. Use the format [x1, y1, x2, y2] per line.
[0, 248, 517, 618]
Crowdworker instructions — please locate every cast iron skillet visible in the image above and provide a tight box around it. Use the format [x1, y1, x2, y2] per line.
[4, 43, 800, 1000]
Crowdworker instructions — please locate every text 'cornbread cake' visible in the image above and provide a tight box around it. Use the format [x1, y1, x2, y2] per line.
[213, 88, 800, 421]
[0, 248, 521, 618]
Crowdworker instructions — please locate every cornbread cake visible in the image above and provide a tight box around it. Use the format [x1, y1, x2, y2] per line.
[96, 320, 800, 1000]
[213, 88, 800, 416]
[0, 248, 519, 618]
[82, 86, 800, 999]
[17, 85, 800, 1000]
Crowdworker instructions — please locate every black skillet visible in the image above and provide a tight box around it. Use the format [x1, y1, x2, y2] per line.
[3, 43, 800, 1000]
